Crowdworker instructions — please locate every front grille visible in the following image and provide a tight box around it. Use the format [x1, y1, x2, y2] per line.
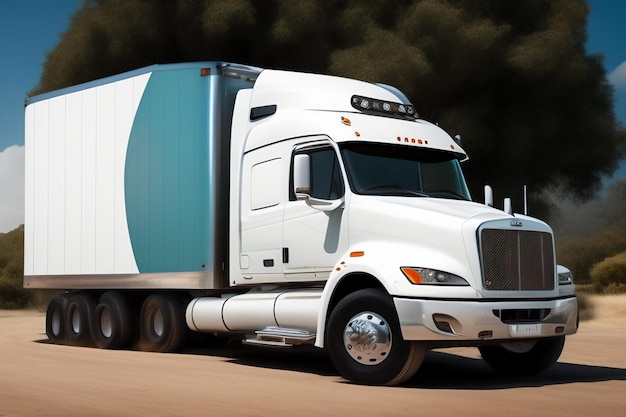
[480, 229, 555, 291]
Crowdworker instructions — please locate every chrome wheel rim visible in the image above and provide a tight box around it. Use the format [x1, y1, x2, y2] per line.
[153, 309, 164, 337]
[343, 312, 392, 365]
[100, 307, 113, 339]
[71, 309, 81, 334]
[51, 310, 61, 336]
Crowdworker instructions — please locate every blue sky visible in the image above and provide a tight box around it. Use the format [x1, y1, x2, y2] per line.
[0, 1, 81, 153]
[0, 1, 625, 232]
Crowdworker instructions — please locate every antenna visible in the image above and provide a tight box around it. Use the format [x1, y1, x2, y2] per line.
[523, 185, 528, 215]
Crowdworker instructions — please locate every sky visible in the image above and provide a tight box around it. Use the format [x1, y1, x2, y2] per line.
[0, 1, 625, 233]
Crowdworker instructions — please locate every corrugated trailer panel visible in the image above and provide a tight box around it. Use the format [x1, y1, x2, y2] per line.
[24, 74, 150, 277]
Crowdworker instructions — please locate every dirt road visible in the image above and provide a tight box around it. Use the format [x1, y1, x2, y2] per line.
[1, 295, 625, 417]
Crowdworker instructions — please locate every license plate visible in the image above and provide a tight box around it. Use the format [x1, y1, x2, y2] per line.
[509, 323, 542, 337]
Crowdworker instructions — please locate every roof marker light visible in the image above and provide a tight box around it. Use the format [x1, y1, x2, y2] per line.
[351, 95, 418, 119]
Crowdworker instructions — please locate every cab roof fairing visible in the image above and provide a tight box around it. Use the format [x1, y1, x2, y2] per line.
[251, 69, 406, 116]
[248, 69, 468, 161]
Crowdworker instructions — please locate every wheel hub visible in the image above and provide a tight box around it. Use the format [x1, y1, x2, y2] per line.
[343, 312, 392, 365]
[51, 310, 61, 336]
[100, 307, 113, 339]
[153, 309, 164, 337]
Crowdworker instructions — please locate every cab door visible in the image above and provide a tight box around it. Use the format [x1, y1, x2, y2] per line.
[283, 140, 349, 282]
[238, 143, 288, 284]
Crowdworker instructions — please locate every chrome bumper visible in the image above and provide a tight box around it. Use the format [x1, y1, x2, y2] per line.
[393, 296, 578, 343]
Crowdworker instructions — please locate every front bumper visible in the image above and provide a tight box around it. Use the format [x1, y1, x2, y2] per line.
[393, 296, 578, 345]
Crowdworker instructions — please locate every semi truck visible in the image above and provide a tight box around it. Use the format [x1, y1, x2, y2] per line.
[24, 62, 578, 385]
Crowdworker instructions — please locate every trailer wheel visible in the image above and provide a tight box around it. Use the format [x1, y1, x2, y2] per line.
[139, 294, 186, 352]
[479, 336, 565, 375]
[326, 288, 425, 385]
[92, 292, 133, 349]
[46, 294, 69, 343]
[65, 293, 97, 346]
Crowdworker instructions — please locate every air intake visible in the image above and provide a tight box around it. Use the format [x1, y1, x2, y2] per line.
[480, 229, 555, 291]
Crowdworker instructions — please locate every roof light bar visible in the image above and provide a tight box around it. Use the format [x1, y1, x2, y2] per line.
[351, 95, 418, 119]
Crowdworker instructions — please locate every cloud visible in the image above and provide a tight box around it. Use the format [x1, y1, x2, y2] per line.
[608, 61, 626, 90]
[0, 144, 24, 233]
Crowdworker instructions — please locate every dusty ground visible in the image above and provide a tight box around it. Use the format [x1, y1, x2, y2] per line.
[1, 295, 625, 417]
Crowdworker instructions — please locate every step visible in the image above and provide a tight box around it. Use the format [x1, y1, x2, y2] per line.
[243, 326, 316, 347]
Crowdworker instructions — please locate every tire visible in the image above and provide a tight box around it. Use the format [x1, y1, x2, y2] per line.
[479, 336, 565, 375]
[92, 291, 133, 349]
[46, 294, 69, 343]
[326, 288, 426, 385]
[139, 293, 186, 353]
[65, 292, 97, 346]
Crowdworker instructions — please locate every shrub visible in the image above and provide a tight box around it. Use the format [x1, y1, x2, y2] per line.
[575, 293, 593, 321]
[0, 277, 32, 309]
[557, 227, 626, 283]
[603, 282, 626, 295]
[0, 226, 28, 309]
[589, 250, 626, 293]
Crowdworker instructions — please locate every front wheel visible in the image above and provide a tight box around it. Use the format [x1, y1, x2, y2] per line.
[479, 336, 565, 375]
[326, 288, 425, 385]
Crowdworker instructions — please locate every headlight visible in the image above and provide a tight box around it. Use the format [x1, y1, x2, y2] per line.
[557, 265, 573, 285]
[400, 267, 469, 286]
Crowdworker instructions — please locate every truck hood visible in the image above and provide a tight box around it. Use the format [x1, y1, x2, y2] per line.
[349, 195, 511, 238]
[348, 195, 513, 282]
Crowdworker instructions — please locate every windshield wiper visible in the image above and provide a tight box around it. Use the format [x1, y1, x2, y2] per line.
[360, 184, 428, 197]
[424, 189, 469, 200]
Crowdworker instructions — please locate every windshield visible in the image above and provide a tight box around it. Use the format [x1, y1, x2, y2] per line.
[340, 142, 471, 200]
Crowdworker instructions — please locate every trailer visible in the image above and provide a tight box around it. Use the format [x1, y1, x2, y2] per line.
[24, 62, 578, 385]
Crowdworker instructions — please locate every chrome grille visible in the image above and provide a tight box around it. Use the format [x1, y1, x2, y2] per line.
[480, 229, 555, 291]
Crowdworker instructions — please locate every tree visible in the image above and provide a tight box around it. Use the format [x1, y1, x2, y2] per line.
[0, 226, 31, 309]
[32, 0, 626, 210]
[556, 226, 626, 283]
[547, 180, 626, 241]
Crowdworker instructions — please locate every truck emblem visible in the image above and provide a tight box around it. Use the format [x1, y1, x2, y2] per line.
[510, 220, 523, 227]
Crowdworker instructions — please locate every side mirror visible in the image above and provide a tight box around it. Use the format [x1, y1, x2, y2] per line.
[294, 154, 311, 196]
[293, 153, 344, 211]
